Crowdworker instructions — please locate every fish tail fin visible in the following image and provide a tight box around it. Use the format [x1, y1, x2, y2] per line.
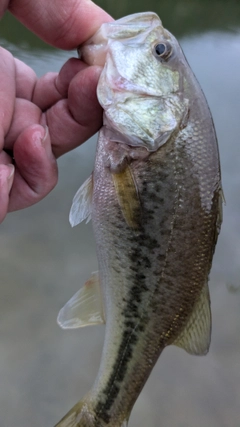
[54, 397, 128, 427]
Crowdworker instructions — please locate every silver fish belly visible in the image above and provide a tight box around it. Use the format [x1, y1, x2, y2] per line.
[55, 12, 222, 427]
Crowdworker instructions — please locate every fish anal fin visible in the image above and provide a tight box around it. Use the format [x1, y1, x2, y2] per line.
[173, 282, 211, 356]
[57, 272, 105, 329]
[69, 174, 93, 227]
[112, 165, 141, 229]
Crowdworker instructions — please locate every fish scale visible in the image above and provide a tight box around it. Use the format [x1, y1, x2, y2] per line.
[55, 12, 222, 427]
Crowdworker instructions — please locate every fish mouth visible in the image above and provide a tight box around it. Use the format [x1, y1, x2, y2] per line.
[79, 34, 108, 66]
[80, 12, 163, 66]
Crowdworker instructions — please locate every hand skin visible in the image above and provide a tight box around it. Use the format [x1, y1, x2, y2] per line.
[0, 0, 112, 223]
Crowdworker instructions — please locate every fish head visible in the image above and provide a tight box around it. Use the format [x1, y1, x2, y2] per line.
[81, 12, 192, 151]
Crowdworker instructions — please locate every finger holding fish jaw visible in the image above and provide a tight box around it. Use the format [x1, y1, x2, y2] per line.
[0, 46, 105, 220]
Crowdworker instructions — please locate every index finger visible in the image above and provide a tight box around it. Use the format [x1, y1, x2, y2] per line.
[9, 0, 113, 49]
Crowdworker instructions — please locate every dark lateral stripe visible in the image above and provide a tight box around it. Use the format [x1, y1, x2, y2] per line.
[95, 227, 160, 421]
[94, 164, 172, 422]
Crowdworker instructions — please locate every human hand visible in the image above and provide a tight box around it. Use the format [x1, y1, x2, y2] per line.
[0, 0, 112, 223]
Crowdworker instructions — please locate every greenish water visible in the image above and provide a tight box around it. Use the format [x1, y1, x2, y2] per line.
[98, 0, 240, 35]
[0, 2, 240, 427]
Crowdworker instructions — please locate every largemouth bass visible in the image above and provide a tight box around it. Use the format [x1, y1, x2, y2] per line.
[55, 12, 222, 427]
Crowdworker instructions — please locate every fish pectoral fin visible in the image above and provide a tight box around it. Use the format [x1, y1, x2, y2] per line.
[57, 272, 105, 329]
[69, 174, 93, 227]
[112, 165, 141, 229]
[173, 282, 211, 356]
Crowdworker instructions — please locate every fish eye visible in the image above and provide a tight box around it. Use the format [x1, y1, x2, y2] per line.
[154, 42, 172, 60]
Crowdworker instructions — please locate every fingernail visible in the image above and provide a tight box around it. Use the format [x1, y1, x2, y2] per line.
[41, 125, 49, 146]
[7, 164, 15, 192]
[40, 125, 53, 160]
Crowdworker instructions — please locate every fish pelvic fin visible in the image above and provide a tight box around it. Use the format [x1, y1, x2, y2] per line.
[112, 165, 141, 229]
[57, 272, 105, 329]
[69, 174, 93, 227]
[173, 282, 211, 355]
[54, 398, 128, 427]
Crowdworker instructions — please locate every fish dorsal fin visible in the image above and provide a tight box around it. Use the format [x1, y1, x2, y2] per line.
[69, 174, 93, 227]
[57, 272, 105, 329]
[173, 282, 211, 355]
[112, 165, 141, 229]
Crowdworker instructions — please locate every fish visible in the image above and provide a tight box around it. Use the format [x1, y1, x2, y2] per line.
[55, 12, 222, 427]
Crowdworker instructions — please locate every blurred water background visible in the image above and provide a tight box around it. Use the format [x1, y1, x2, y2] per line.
[0, 1, 240, 426]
